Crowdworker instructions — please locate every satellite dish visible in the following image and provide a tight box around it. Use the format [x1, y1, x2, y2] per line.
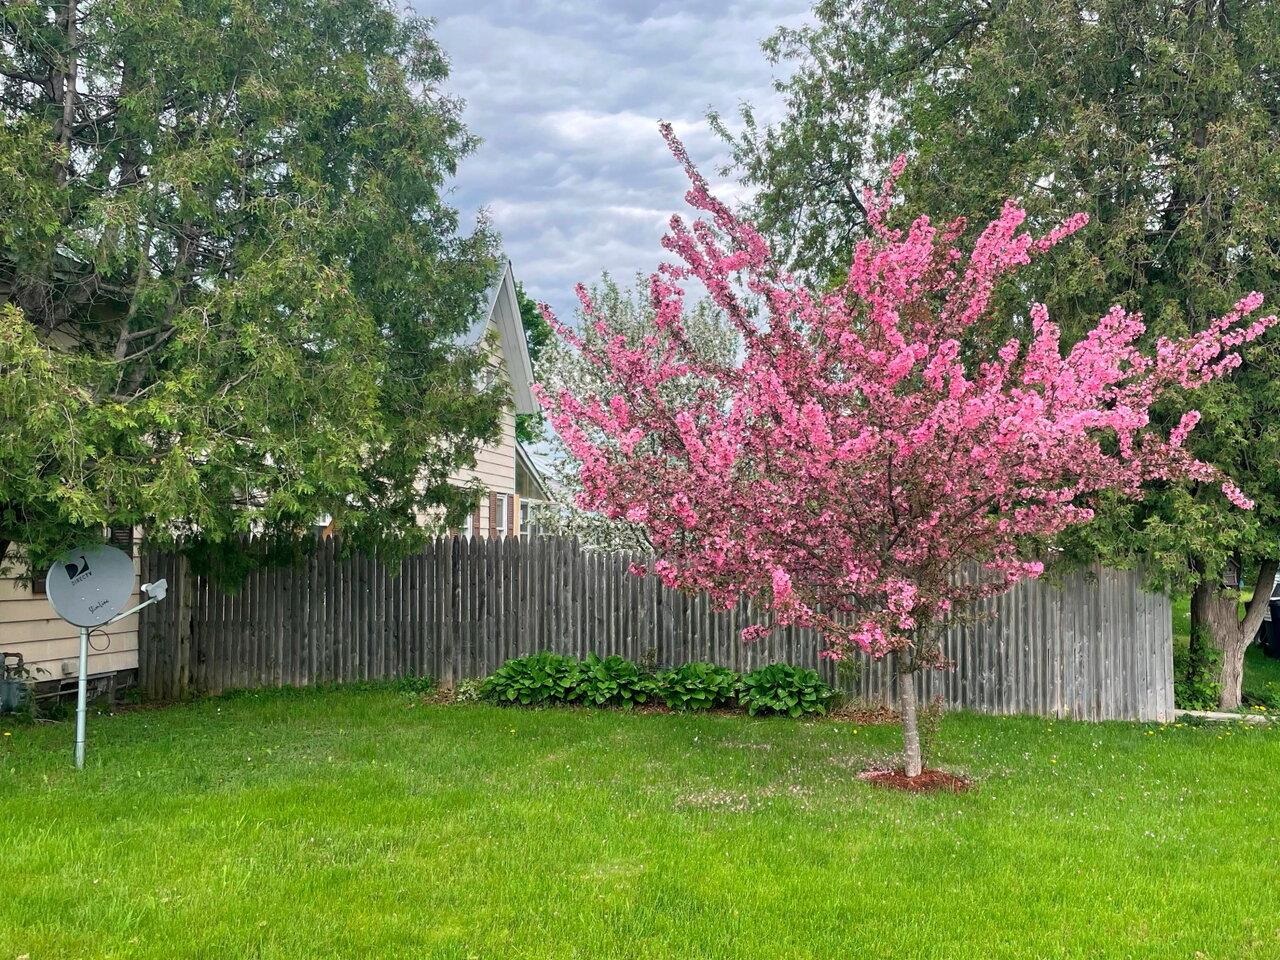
[45, 543, 136, 627]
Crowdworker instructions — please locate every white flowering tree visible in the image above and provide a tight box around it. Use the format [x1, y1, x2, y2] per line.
[531, 276, 738, 551]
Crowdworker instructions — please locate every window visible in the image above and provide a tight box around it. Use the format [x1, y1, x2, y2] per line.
[465, 503, 482, 539]
[497, 494, 510, 538]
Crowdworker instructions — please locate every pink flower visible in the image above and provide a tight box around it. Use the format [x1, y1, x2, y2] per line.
[771, 566, 793, 604]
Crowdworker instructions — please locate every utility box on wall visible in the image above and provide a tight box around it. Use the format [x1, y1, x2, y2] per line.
[1, 652, 32, 713]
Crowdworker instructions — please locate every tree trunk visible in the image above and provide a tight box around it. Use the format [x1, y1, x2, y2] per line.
[1190, 560, 1277, 711]
[57, 0, 78, 185]
[1193, 581, 1244, 709]
[1219, 629, 1247, 710]
[898, 661, 923, 778]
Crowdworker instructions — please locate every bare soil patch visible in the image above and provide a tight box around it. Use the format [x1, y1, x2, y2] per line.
[830, 703, 899, 725]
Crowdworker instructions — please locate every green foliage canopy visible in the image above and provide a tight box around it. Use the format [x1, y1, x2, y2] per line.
[0, 0, 504, 571]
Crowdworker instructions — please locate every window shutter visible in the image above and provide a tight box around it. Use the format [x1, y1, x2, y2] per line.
[470, 503, 482, 538]
[507, 494, 518, 538]
[108, 524, 135, 556]
[488, 492, 499, 539]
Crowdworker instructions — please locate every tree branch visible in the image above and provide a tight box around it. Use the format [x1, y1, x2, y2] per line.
[1239, 557, 1277, 641]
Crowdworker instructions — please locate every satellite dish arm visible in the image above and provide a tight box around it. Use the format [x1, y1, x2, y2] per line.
[104, 578, 168, 625]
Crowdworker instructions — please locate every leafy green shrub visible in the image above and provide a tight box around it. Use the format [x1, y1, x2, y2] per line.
[481, 653, 582, 706]
[477, 653, 839, 719]
[390, 674, 438, 695]
[656, 662, 740, 711]
[737, 663, 834, 717]
[574, 653, 656, 709]
[1174, 642, 1222, 711]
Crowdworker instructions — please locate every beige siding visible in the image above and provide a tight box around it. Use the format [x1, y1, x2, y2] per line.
[445, 318, 520, 536]
[451, 403, 518, 495]
[448, 406, 518, 536]
[0, 555, 141, 678]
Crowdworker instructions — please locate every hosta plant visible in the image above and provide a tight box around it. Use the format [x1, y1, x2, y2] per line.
[480, 653, 582, 706]
[657, 662, 741, 711]
[738, 664, 834, 718]
[574, 653, 657, 709]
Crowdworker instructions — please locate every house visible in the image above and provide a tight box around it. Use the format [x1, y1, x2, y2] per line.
[0, 261, 540, 698]
[447, 260, 541, 539]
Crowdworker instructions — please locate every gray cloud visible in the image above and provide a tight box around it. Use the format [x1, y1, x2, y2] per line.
[422, 0, 810, 323]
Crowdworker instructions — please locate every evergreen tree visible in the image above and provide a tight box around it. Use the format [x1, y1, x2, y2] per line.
[1, 0, 503, 572]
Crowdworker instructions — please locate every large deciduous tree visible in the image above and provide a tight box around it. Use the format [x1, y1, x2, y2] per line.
[541, 127, 1274, 776]
[711, 0, 1280, 709]
[1, 0, 502, 571]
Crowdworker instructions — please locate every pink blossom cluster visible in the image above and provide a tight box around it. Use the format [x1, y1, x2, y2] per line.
[538, 125, 1277, 659]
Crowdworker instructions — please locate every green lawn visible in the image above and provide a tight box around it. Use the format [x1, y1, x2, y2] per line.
[1245, 643, 1280, 706]
[3, 688, 1279, 960]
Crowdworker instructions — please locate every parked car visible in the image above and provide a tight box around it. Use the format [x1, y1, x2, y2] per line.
[1258, 574, 1280, 658]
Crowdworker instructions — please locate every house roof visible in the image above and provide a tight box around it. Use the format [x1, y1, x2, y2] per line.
[459, 260, 538, 415]
[515, 441, 551, 501]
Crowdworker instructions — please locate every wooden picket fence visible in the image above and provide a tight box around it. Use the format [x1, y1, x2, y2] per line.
[138, 536, 1174, 721]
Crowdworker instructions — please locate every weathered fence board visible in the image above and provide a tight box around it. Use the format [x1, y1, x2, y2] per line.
[139, 537, 1174, 721]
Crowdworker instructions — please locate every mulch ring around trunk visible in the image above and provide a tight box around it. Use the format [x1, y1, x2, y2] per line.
[857, 768, 973, 793]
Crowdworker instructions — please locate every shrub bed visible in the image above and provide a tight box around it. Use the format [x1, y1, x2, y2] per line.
[478, 653, 835, 718]
[738, 663, 835, 717]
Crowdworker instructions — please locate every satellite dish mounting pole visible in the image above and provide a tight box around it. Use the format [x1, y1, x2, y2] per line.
[75, 625, 89, 770]
[44, 541, 169, 770]
[63, 580, 167, 769]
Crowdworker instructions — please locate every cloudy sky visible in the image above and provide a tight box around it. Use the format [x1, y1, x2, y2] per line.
[425, 0, 812, 324]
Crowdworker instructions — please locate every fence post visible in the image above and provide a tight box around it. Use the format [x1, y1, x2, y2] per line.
[175, 554, 193, 698]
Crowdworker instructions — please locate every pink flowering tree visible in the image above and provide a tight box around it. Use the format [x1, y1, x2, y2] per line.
[539, 126, 1276, 777]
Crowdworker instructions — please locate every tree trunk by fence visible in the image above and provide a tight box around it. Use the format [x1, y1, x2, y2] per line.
[139, 536, 1174, 721]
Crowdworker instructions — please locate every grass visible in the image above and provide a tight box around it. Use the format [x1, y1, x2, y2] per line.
[3, 688, 1280, 959]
